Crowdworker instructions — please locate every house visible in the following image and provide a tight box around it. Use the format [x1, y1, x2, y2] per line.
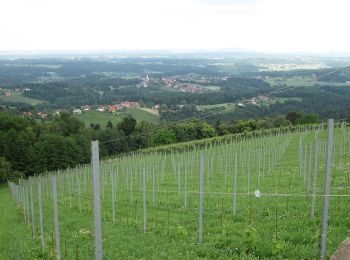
[259, 95, 269, 101]
[73, 108, 82, 115]
[120, 101, 139, 108]
[23, 112, 33, 117]
[81, 105, 91, 111]
[108, 105, 121, 113]
[152, 104, 160, 110]
[54, 109, 67, 116]
[4, 92, 12, 96]
[97, 106, 106, 112]
[37, 112, 48, 119]
[120, 101, 130, 107]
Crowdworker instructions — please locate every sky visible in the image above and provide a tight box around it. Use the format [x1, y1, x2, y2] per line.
[0, 0, 349, 53]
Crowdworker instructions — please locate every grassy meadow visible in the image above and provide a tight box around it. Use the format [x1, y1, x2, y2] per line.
[76, 107, 160, 128]
[0, 94, 44, 106]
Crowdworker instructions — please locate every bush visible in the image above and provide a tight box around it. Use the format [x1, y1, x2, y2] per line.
[0, 157, 12, 183]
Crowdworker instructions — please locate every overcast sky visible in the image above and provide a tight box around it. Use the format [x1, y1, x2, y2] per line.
[0, 0, 349, 53]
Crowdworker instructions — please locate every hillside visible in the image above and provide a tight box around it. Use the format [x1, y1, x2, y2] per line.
[0, 94, 44, 106]
[0, 186, 42, 259]
[76, 107, 160, 128]
[5, 123, 350, 259]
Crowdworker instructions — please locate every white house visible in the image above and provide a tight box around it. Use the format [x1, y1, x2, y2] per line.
[73, 108, 82, 115]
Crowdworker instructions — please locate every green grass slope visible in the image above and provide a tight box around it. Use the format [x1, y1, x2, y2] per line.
[76, 110, 123, 128]
[5, 125, 350, 259]
[0, 95, 44, 106]
[126, 107, 160, 124]
[76, 107, 160, 128]
[0, 186, 43, 259]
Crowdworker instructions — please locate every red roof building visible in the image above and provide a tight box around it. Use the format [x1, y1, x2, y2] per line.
[23, 112, 33, 117]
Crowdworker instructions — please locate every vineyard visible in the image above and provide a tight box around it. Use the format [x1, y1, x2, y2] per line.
[7, 121, 350, 259]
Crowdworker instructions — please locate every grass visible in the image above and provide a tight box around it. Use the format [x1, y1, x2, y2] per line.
[5, 125, 350, 259]
[138, 107, 159, 116]
[0, 95, 44, 106]
[260, 97, 303, 107]
[76, 110, 123, 128]
[197, 103, 236, 112]
[265, 76, 350, 88]
[76, 107, 160, 128]
[0, 186, 43, 259]
[264, 77, 317, 87]
[126, 107, 160, 124]
[201, 85, 221, 91]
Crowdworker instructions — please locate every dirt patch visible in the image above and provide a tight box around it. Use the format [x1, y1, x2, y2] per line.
[139, 107, 159, 115]
[331, 238, 350, 260]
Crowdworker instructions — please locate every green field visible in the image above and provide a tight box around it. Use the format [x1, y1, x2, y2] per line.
[201, 85, 221, 91]
[126, 107, 160, 124]
[76, 110, 124, 128]
[264, 77, 318, 87]
[260, 97, 303, 107]
[0, 95, 44, 106]
[5, 124, 350, 259]
[265, 76, 350, 88]
[0, 186, 42, 259]
[76, 107, 160, 128]
[197, 103, 236, 112]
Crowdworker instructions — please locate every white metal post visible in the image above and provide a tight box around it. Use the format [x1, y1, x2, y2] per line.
[320, 119, 334, 260]
[92, 141, 103, 260]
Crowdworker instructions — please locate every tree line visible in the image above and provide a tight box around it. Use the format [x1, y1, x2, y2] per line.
[0, 110, 322, 183]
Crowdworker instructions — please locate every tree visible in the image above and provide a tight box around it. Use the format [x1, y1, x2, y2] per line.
[295, 113, 321, 125]
[286, 112, 302, 125]
[51, 112, 85, 136]
[0, 113, 34, 132]
[272, 115, 291, 127]
[196, 121, 216, 139]
[106, 121, 113, 129]
[99, 128, 127, 155]
[132, 121, 154, 149]
[118, 116, 136, 136]
[152, 129, 177, 146]
[32, 134, 84, 172]
[2, 128, 36, 176]
[93, 124, 101, 131]
[0, 157, 12, 183]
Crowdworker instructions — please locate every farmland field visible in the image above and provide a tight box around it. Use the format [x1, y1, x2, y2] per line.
[0, 94, 44, 105]
[76, 110, 124, 128]
[197, 103, 236, 112]
[126, 107, 160, 124]
[6, 123, 350, 259]
[264, 76, 350, 88]
[76, 107, 160, 128]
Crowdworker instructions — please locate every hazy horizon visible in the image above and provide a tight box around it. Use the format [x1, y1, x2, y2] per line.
[1, 49, 350, 59]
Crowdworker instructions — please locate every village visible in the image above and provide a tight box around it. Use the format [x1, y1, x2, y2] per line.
[21, 100, 143, 120]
